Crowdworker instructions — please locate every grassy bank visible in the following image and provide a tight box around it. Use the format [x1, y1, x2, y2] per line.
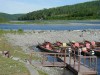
[0, 55, 30, 75]
[0, 20, 70, 24]
[0, 30, 30, 75]
[0, 20, 100, 25]
[0, 29, 24, 35]
[0, 30, 48, 75]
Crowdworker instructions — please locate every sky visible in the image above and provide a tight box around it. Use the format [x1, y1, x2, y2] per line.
[0, 0, 93, 14]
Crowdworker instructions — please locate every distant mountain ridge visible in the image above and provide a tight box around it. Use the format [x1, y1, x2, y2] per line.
[0, 12, 24, 20]
[18, 1, 100, 20]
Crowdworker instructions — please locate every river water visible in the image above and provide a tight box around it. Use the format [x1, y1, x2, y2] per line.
[0, 24, 100, 30]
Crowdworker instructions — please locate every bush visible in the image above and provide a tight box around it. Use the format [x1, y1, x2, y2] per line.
[17, 29, 24, 33]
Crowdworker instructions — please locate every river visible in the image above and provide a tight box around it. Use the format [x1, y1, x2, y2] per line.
[0, 21, 100, 30]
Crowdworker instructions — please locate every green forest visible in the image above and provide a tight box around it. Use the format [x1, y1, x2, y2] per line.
[18, 1, 100, 20]
[0, 13, 24, 23]
[0, 0, 100, 23]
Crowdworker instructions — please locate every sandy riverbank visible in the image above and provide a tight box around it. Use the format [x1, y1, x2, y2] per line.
[4, 30, 100, 75]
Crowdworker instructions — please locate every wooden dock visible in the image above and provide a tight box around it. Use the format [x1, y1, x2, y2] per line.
[61, 56, 97, 75]
[29, 51, 98, 75]
[29, 52, 66, 67]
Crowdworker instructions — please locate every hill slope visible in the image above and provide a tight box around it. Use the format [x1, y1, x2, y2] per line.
[0, 13, 24, 21]
[18, 1, 100, 20]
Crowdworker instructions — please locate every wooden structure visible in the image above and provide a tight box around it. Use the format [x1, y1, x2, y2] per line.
[29, 47, 67, 67]
[29, 46, 98, 75]
[61, 53, 98, 75]
[29, 52, 67, 67]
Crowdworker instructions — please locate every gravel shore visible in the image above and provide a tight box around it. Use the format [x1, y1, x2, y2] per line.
[5, 30, 100, 51]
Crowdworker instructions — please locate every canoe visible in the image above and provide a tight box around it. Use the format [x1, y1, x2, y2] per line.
[93, 47, 100, 56]
[71, 49, 93, 56]
[95, 42, 100, 47]
[37, 45, 61, 53]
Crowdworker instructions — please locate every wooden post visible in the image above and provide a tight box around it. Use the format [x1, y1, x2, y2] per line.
[70, 52, 71, 65]
[78, 56, 81, 72]
[74, 49, 75, 68]
[69, 47, 72, 65]
[89, 57, 91, 68]
[84, 56, 86, 66]
[95, 57, 97, 71]
[64, 47, 66, 64]
[29, 53, 32, 64]
[53, 54, 56, 66]
[42, 53, 44, 66]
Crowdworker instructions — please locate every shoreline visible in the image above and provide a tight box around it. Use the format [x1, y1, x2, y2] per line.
[0, 20, 100, 25]
[0, 23, 100, 26]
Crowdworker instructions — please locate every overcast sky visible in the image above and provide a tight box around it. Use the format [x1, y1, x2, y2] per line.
[0, 0, 93, 14]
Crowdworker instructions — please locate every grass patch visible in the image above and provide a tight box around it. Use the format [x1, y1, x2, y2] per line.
[37, 70, 48, 75]
[0, 29, 24, 35]
[0, 55, 30, 75]
[0, 36, 27, 60]
[0, 33, 31, 75]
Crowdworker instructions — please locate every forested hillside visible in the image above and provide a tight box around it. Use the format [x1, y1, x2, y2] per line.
[18, 1, 100, 20]
[0, 13, 24, 22]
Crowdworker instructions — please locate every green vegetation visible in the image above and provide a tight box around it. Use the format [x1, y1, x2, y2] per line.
[18, 1, 100, 20]
[0, 17, 9, 23]
[0, 12, 24, 22]
[18, 29, 24, 33]
[38, 70, 48, 75]
[0, 29, 24, 35]
[0, 56, 30, 75]
[0, 30, 42, 75]
[0, 1, 100, 23]
[0, 34, 30, 75]
[7, 20, 70, 24]
[0, 35, 28, 60]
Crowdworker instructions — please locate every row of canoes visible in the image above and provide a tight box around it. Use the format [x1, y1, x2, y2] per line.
[37, 41, 100, 56]
[37, 41, 64, 53]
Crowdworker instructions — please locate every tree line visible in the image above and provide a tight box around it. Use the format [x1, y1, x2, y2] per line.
[18, 1, 100, 20]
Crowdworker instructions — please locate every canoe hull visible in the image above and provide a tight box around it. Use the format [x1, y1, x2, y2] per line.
[72, 50, 93, 56]
[37, 45, 58, 53]
[94, 51, 100, 56]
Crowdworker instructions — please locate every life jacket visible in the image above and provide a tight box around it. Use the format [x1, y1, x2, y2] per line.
[75, 42, 79, 48]
[82, 47, 87, 52]
[72, 43, 76, 48]
[56, 42, 62, 46]
[86, 43, 91, 49]
[91, 41, 95, 46]
[46, 44, 50, 48]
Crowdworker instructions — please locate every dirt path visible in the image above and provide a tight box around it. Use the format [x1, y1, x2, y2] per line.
[25, 63, 39, 75]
